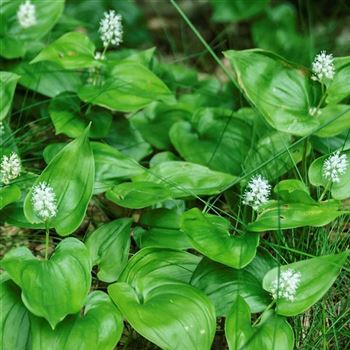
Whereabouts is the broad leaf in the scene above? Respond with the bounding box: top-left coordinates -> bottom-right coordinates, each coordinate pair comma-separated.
108,282 -> 216,350
24,128 -> 95,236
263,251 -> 349,316
191,258 -> 271,316
106,181 -> 172,209
224,49 -> 319,136
134,161 -> 235,198
0,71 -> 20,120
170,108 -> 252,175
31,32 -> 96,69
0,238 -> 92,329
225,296 -> 294,350
78,61 -> 173,113
308,150 -> 350,200
181,208 -> 259,268
0,184 -> 21,209
326,57 -> 350,104
30,291 -> 123,350
85,218 -> 132,283
0,277 -> 31,350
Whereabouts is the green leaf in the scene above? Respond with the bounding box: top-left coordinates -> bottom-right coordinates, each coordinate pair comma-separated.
181,208 -> 259,268
0,185 -> 21,209
131,101 -> 192,150
85,218 -> 132,283
106,181 -> 172,209
0,0 -> 65,59
0,277 -> 31,350
30,291 -> 123,350
0,238 -> 92,329
78,61 -> 174,113
326,57 -> 350,104
49,93 -> 112,138
191,258 -> 271,316
13,61 -> 81,97
210,0 -> 269,23
170,108 -> 252,175
314,105 -> 350,138
225,296 -> 294,350
108,282 -> 216,350
248,200 -> 345,231
244,131 -> 307,181
0,71 -> 20,120
31,32 -> 96,69
263,251 -> 349,316
309,150 -> 350,200
134,208 -> 192,250
224,49 -> 319,136
134,161 -> 235,198
24,128 -> 94,236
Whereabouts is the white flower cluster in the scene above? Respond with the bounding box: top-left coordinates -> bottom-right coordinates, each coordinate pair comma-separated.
271,268 -> 301,302
0,121 -> 5,135
99,10 -> 123,48
312,51 -> 335,82
323,151 -> 348,183
17,0 -> 37,29
308,107 -> 321,117
0,152 -> 21,185
32,182 -> 57,221
243,175 -> 271,210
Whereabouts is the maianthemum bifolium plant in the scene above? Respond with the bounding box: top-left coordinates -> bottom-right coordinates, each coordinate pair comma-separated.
0,0 -> 350,349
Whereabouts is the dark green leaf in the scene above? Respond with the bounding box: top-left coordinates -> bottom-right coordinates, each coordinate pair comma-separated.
0,71 -> 20,120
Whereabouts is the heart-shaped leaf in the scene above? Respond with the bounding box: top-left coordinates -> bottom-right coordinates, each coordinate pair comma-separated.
308,150 -> 350,200
225,295 -> 294,350
78,61 -> 174,113
31,32 -> 96,69
0,238 -> 92,329
24,127 -> 95,236
169,108 -> 252,175
30,291 -> 123,350
85,218 -> 132,283
224,49 -> 319,136
134,161 -> 235,198
181,208 -> 259,268
191,258 -> 271,316
108,282 -> 216,350
263,251 -> 349,316
106,181 -> 172,209
0,71 -> 20,120
0,277 -> 31,350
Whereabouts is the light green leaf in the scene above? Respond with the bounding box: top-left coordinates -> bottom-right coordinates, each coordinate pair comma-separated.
0,184 -> 21,209
0,277 -> 31,350
326,57 -> 350,104
181,208 -> 259,268
85,218 -> 132,283
191,258 -> 271,316
106,181 -> 172,209
224,49 -> 319,136
308,150 -> 350,200
134,161 -> 235,198
225,296 -> 294,350
0,71 -> 20,120
30,291 -> 123,350
108,282 -> 216,350
49,93 -> 112,138
24,128 -> 95,236
0,238 -> 92,329
170,108 -> 252,175
78,61 -> 174,113
263,251 -> 349,316
31,32 -> 96,69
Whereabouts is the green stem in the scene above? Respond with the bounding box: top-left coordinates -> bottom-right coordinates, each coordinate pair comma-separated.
252,300 -> 276,326
319,181 -> 331,202
45,224 -> 50,260
302,137 -> 309,182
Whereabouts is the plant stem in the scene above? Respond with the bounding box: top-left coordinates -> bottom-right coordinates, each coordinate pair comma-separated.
252,300 -> 276,326
319,181 -> 331,202
302,137 -> 309,183
45,224 -> 50,260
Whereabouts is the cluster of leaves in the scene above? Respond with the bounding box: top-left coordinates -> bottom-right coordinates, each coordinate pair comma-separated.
1,1 -> 350,349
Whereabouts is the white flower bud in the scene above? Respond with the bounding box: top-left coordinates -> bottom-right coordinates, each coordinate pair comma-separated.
312,51 -> 335,82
